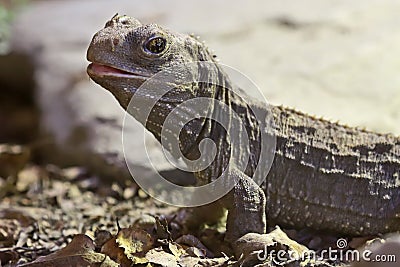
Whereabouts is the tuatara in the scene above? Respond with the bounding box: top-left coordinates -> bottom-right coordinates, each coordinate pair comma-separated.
86,14 -> 400,243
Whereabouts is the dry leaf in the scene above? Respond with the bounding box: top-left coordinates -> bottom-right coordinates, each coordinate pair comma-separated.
102,227 -> 155,266
101,236 -> 132,267
116,227 -> 154,257
185,246 -> 206,258
145,247 -> 179,267
168,242 -> 185,258
155,216 -> 170,240
19,234 -> 118,267
176,234 -> 213,257
179,254 -> 231,267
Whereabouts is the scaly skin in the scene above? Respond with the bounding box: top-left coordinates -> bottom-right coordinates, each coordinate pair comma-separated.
86,14 -> 400,241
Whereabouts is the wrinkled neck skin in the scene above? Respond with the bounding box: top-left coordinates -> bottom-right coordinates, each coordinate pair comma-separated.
197,73 -> 263,182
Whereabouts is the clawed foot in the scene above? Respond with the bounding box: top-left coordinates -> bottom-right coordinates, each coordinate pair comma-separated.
233,226 -> 310,267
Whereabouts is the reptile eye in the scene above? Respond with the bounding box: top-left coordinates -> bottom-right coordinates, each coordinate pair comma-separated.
144,37 -> 167,54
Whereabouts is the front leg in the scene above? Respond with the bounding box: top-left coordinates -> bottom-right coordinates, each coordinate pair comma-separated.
221,169 -> 267,243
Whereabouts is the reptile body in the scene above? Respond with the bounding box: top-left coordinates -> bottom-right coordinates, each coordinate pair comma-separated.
87,15 -> 400,241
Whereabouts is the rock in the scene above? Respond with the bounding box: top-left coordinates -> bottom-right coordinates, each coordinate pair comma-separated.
0,53 -> 37,143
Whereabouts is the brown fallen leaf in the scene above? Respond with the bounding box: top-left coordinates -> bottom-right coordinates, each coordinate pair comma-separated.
101,235 -> 132,267
167,242 -> 185,258
18,234 -> 118,267
185,246 -> 206,258
94,229 -> 113,250
155,215 -> 171,240
176,234 -> 213,257
132,214 -> 157,234
117,226 -> 154,256
0,248 -> 19,265
145,247 -> 179,267
179,254 -> 232,267
101,226 -> 155,266
117,226 -> 154,265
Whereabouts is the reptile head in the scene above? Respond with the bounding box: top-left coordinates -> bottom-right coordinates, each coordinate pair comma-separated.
87,14 -> 225,156
87,14 -> 217,109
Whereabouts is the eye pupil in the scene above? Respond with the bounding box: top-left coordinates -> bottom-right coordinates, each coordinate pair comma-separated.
145,37 -> 166,54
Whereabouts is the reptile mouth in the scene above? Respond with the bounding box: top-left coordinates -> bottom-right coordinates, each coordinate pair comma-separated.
87,63 -> 150,79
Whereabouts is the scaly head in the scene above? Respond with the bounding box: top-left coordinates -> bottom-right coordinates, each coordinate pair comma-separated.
87,14 -> 218,109
87,14 -> 224,157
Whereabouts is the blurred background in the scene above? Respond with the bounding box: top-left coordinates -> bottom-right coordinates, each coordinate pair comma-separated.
1,0 -> 400,178
1,2 -> 399,265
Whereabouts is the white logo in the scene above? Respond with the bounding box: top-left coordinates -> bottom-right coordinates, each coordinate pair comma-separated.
336,238 -> 348,249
